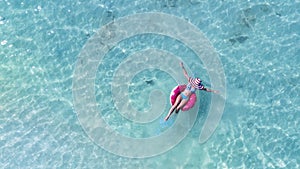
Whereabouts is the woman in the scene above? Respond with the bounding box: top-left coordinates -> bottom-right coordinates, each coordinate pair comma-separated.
164,62 -> 219,121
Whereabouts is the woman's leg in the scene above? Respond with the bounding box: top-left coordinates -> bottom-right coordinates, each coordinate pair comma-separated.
175,98 -> 189,112
164,94 -> 182,121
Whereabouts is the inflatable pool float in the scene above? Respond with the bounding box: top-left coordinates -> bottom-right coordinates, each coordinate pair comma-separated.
169,84 -> 197,111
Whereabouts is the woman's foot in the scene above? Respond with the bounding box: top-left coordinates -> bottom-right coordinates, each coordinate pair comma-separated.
164,116 -> 170,121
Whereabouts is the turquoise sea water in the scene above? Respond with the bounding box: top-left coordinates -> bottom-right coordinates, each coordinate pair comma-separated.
1,0 -> 299,168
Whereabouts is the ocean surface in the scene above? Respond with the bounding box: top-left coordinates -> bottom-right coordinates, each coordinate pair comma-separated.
1,0 -> 299,168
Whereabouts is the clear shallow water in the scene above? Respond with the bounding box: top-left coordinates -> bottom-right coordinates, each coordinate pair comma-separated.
1,0 -> 299,168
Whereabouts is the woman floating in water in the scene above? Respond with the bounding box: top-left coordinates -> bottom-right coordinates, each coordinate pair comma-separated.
164,62 -> 219,121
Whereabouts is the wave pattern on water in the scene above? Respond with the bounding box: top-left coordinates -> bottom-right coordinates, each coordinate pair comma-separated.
0,0 -> 299,168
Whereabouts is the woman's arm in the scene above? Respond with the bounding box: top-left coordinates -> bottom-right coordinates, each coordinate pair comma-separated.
203,87 -> 219,94
180,62 -> 189,80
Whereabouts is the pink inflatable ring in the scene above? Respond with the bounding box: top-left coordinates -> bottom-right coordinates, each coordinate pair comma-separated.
169,84 -> 197,111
